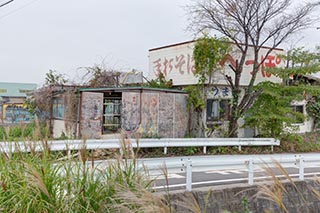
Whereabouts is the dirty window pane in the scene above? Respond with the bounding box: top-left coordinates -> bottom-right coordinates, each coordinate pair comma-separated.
52,98 -> 64,119
206,99 -> 230,122
103,98 -> 121,133
291,105 -> 304,123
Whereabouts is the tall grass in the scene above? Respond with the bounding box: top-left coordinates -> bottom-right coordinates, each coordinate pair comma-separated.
0,126 -> 162,212
0,119 -> 49,142
255,160 -> 320,213
0,124 -> 215,212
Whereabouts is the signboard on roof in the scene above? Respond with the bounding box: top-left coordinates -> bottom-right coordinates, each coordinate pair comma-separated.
148,41 -> 284,86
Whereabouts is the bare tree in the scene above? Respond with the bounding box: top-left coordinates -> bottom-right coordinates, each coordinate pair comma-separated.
80,64 -> 121,88
187,0 -> 320,137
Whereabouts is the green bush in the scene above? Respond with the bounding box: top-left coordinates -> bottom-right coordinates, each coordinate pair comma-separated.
275,132 -> 320,153
0,122 -> 49,141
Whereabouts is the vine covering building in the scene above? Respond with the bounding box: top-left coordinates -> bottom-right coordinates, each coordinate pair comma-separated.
148,41 -> 313,137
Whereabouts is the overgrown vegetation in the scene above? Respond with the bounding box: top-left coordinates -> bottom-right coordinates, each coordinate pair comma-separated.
0,137 -> 157,212
186,35 -> 229,137
2,123 -> 320,157
243,82 -> 317,138
136,131 -> 320,158
306,95 -> 320,131
0,132 -> 214,212
187,0 -> 319,137
255,160 -> 320,212
25,64 -> 123,138
0,121 -> 49,141
146,72 -> 173,89
80,64 -> 121,88
244,45 -> 320,138
268,46 -> 320,85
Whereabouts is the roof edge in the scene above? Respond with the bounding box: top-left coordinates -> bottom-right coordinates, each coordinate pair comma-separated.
149,40 -> 284,52
78,86 -> 187,94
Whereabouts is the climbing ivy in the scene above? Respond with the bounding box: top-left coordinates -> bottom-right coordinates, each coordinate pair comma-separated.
184,85 -> 204,112
146,72 -> 173,89
306,96 -> 320,131
193,34 -> 230,85
185,35 -> 230,137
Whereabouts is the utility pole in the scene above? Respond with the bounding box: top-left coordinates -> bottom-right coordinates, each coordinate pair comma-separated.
0,0 -> 14,8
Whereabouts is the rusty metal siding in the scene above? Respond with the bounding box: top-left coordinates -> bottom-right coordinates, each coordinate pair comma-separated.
159,93 -> 174,137
173,93 -> 188,137
121,90 -> 188,138
80,92 -> 103,139
121,92 -> 141,133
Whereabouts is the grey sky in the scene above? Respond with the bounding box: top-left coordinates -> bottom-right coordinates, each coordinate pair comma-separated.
0,0 -> 319,85
0,0 -> 192,85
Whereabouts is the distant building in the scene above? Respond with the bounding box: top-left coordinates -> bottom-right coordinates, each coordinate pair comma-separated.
0,82 -> 37,124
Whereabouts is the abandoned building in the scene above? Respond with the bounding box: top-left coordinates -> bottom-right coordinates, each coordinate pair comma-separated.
50,42 -> 319,139
148,40 -> 315,136
52,87 -> 189,139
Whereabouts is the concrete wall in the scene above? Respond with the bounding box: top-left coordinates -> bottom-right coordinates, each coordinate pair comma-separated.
165,180 -> 320,213
52,119 -> 78,139
122,91 -> 188,138
289,100 -> 313,133
52,119 -> 66,138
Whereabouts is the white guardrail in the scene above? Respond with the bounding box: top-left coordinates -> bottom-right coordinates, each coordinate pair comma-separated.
137,154 -> 320,191
1,138 -> 316,191
0,138 -> 280,154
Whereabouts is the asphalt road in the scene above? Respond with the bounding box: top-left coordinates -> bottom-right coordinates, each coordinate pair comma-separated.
151,165 -> 320,191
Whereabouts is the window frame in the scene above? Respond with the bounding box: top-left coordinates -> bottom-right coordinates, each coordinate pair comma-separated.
206,98 -> 230,124
52,98 -> 64,119
290,104 -> 305,124
103,98 -> 121,133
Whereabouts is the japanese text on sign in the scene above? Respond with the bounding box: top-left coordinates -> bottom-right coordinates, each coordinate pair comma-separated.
245,55 -> 281,77
153,53 -> 281,78
152,53 -> 195,76
208,86 -> 231,98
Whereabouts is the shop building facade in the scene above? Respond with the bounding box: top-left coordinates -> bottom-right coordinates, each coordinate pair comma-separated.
0,82 -> 37,124
149,41 -> 313,136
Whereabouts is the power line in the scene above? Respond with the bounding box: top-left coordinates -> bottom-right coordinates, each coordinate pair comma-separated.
0,0 -> 14,8
0,0 -> 40,20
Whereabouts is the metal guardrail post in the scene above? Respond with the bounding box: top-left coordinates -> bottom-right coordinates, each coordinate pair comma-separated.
164,146 -> 167,155
186,158 -> 192,191
65,144 -> 71,159
203,146 -> 207,154
67,149 -> 71,159
238,145 -> 242,151
246,159 -> 254,185
297,155 -> 304,180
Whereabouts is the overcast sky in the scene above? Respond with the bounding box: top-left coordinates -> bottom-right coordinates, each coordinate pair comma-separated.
0,0 -> 319,86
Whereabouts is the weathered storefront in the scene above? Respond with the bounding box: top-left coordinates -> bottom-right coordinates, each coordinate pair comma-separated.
76,87 -> 188,139
148,41 -> 312,136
